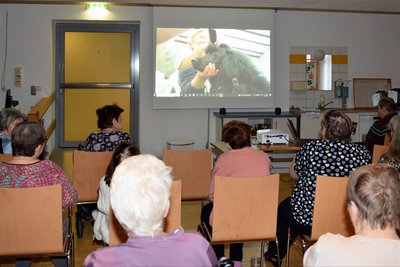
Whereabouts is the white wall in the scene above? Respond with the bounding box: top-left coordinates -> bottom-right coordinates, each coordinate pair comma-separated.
0,5 -> 399,157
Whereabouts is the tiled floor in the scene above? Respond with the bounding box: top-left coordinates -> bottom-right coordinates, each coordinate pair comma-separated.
0,148 -> 304,267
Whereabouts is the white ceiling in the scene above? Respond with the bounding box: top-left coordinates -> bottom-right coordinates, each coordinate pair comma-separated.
2,0 -> 400,14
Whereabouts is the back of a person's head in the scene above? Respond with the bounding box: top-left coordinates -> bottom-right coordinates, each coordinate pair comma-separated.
96,104 -> 124,130
386,115 -> 400,160
0,108 -> 26,131
11,121 -> 46,156
321,110 -> 352,142
104,142 -> 140,186
378,97 -> 397,113
348,164 -> 400,231
222,120 -> 251,149
110,154 -> 172,237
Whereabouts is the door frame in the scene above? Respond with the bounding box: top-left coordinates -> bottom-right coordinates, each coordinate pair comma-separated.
54,21 -> 140,148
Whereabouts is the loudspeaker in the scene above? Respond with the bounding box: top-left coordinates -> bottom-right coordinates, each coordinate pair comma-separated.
275,107 -> 281,115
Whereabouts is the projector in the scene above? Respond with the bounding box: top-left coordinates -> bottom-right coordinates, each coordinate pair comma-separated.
257,129 -> 289,144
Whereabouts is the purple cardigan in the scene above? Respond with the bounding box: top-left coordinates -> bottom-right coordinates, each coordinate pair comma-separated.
84,228 -> 218,267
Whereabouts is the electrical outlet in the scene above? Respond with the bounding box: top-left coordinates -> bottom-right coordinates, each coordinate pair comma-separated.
30,85 -> 42,95
31,86 -> 36,95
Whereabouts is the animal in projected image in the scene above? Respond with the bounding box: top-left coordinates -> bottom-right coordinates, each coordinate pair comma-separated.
191,43 -> 269,96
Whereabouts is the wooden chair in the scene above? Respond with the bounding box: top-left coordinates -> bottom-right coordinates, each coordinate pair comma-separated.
72,150 -> 113,237
372,144 -> 389,163
109,180 -> 182,246
162,149 -> 212,201
198,174 -> 280,267
0,184 -> 74,267
0,154 -> 12,162
384,132 -> 392,145
286,175 -> 354,267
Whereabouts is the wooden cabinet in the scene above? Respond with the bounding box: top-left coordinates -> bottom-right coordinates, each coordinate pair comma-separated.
353,78 -> 392,108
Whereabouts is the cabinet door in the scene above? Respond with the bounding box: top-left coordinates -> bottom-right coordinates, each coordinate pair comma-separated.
300,113 -> 321,139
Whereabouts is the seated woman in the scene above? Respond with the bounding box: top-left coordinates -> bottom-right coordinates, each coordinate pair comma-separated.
304,164 -> 400,266
93,142 -> 140,245
265,110 -> 371,267
84,154 -> 218,267
0,121 -> 78,267
201,120 -> 271,267
0,108 -> 26,154
79,104 -> 131,151
378,115 -> 400,171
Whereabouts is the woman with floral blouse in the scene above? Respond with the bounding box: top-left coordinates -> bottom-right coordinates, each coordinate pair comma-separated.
265,110 -> 371,267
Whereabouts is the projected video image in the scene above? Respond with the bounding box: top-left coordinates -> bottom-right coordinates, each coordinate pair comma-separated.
155,28 -> 271,97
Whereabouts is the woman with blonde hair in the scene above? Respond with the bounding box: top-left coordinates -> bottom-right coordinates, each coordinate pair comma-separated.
378,114 -> 400,170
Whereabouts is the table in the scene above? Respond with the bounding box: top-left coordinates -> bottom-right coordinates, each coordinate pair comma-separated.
214,111 -> 301,141
211,141 -> 300,173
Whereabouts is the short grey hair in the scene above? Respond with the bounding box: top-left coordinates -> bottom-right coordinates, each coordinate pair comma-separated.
348,164 -> 400,231
110,154 -> 173,237
0,108 -> 26,131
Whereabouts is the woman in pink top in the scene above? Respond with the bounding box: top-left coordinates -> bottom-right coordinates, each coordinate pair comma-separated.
201,120 -> 271,267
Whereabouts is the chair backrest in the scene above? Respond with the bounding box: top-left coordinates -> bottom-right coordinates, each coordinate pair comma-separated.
212,174 -> 280,243
0,184 -> 63,255
109,180 -> 182,246
0,154 -> 12,162
162,149 -> 212,200
372,144 -> 389,163
384,132 -> 392,145
73,150 -> 113,202
311,175 -> 354,240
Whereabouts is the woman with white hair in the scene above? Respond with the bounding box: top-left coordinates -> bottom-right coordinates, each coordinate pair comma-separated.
84,154 -> 218,267
303,164 -> 400,266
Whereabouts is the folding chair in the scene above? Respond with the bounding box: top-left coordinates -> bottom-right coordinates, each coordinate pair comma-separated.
198,174 -> 280,267
109,180 -> 182,246
72,150 -> 113,238
162,149 -> 212,202
372,144 -> 389,163
0,184 -> 74,267
285,175 -> 354,267
0,154 -> 12,162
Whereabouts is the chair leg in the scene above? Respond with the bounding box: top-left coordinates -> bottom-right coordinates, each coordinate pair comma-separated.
260,241 -> 265,267
285,228 -> 290,267
300,235 -> 307,254
75,212 -> 84,238
275,237 -> 281,267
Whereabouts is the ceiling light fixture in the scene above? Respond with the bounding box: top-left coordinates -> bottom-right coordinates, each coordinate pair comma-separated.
86,3 -> 109,18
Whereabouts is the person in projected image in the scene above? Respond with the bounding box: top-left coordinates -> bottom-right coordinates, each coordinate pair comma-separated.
178,29 -> 219,96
